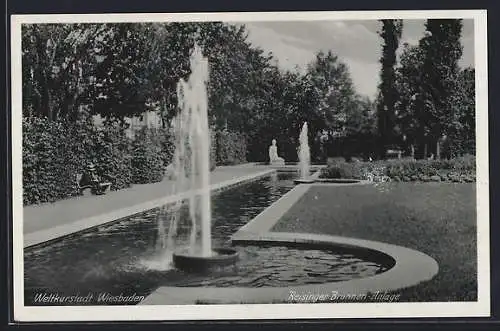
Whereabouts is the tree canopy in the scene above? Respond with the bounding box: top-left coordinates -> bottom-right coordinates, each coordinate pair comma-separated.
22,19 -> 474,162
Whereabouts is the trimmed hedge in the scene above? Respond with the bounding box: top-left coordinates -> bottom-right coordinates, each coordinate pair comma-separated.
90,120 -> 133,191
131,127 -> 165,184
210,130 -> 217,171
215,129 -> 247,166
148,127 -> 176,172
23,116 -> 137,205
23,115 -> 178,205
320,161 -> 363,180
23,117 -> 72,205
23,115 -> 248,205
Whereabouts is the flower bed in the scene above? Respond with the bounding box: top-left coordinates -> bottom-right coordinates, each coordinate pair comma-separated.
320,155 -> 476,183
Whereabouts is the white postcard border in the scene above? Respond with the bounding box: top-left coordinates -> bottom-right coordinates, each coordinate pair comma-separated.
11,9 -> 489,322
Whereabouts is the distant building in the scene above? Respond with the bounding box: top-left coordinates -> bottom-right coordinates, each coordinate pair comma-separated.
92,110 -> 163,139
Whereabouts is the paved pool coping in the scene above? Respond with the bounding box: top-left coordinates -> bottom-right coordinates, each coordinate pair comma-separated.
233,184 -> 313,235
24,168 -> 276,248
141,231 -> 438,305
231,175 -> 370,237
311,179 -> 372,186
142,179 -> 438,305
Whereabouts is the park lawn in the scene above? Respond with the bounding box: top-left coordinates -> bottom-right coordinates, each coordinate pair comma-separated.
272,182 -> 477,302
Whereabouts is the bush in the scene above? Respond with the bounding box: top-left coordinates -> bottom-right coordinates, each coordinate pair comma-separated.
450,154 -> 476,172
348,162 -> 388,182
23,117 -> 64,204
384,157 -> 475,181
131,128 -> 165,184
215,129 -> 247,166
326,157 -> 346,166
22,115 -> 247,206
23,112 -> 180,205
385,159 -> 437,178
22,114 -> 138,205
91,121 -> 133,191
147,127 -> 175,170
210,130 -> 217,171
320,160 -> 362,179
319,156 -> 476,183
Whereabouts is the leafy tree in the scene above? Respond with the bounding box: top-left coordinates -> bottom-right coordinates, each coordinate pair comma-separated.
445,67 -> 475,157
342,95 -> 378,159
394,43 -> 426,157
90,23 -> 152,121
22,24 -> 110,120
21,21 -> 376,165
377,19 -> 403,159
307,50 -> 357,136
419,19 -> 463,158
303,50 -> 361,160
22,23 -> 197,124
140,23 -> 197,126
196,22 -> 274,133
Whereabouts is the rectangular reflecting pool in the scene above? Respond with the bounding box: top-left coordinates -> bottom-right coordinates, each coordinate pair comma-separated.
24,172 -> 298,306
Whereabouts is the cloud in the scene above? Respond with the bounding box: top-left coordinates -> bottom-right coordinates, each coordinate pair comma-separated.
460,35 -> 475,67
241,19 -> 475,98
243,21 -> 381,96
242,23 -> 317,72
344,59 -> 380,98
245,20 -> 380,64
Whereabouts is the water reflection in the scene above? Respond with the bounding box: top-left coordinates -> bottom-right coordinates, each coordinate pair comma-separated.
24,173 -> 296,305
24,173 -> 388,306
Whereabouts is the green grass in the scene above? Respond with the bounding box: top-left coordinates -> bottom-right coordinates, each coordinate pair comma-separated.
272,182 -> 477,302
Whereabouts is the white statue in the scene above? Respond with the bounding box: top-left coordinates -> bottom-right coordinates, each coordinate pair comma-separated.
269,139 -> 285,165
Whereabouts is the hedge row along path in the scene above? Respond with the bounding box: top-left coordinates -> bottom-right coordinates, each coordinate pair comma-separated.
22,163 -> 267,246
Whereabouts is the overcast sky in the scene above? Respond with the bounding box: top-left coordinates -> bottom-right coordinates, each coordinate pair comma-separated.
239,19 -> 475,98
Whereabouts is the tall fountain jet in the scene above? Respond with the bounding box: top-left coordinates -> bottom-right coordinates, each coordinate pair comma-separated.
165,44 -> 239,272
168,44 -> 212,258
299,122 -> 310,179
294,122 -> 314,184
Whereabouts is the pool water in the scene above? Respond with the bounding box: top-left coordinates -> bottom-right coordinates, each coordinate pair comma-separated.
169,245 -> 387,288
24,173 -> 388,306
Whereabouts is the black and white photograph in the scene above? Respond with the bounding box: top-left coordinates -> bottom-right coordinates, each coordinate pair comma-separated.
10,10 -> 489,321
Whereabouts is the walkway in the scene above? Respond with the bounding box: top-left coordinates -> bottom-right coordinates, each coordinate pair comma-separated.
23,164 -> 273,247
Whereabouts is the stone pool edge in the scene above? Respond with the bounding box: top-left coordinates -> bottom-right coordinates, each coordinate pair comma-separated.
230,176 -> 370,236
234,183 -> 313,234
24,168 -> 277,248
141,181 -> 439,305
141,231 -> 438,305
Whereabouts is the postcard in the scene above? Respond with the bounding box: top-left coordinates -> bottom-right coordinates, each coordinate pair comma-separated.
11,9 -> 489,321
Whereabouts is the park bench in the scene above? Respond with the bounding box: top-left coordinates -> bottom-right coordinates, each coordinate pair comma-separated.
76,172 -> 111,196
386,149 -> 403,159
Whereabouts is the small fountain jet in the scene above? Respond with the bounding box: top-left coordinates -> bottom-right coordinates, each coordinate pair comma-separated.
294,122 -> 315,184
